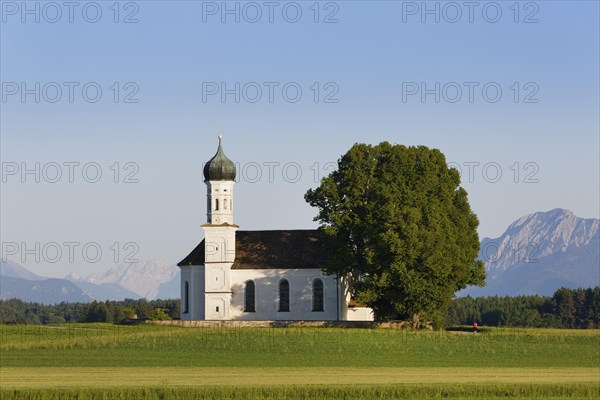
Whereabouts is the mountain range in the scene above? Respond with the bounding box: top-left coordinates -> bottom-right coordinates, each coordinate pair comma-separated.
1,259 -> 179,304
462,208 -> 599,296
65,261 -> 178,300
1,208 -> 598,304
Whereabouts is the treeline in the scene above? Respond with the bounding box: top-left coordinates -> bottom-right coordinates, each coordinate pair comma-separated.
0,298 -> 180,324
447,287 -> 600,329
1,287 -> 598,328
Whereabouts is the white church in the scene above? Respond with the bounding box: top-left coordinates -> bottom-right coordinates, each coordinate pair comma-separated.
178,137 -> 373,321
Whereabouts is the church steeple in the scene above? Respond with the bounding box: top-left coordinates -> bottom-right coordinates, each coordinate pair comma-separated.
204,135 -> 236,225
203,134 -> 236,182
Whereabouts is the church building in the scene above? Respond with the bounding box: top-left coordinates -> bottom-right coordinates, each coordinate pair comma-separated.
178,137 -> 373,321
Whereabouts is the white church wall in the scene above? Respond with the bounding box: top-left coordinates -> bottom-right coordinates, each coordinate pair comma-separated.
205,293 -> 232,319
345,307 -> 375,321
180,265 -> 205,320
339,276 -> 374,321
229,269 -> 340,320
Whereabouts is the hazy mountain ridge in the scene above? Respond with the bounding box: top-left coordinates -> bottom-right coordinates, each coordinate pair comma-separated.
0,276 -> 92,304
1,260 -> 177,302
67,281 -> 142,302
0,259 -> 44,281
67,261 -> 178,299
466,208 -> 599,296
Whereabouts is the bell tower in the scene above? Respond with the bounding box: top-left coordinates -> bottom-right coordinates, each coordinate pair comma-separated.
201,134 -> 237,319
204,134 -> 235,225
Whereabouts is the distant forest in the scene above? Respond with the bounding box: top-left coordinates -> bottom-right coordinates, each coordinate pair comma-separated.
0,298 -> 179,325
447,287 -> 600,329
0,287 -> 598,329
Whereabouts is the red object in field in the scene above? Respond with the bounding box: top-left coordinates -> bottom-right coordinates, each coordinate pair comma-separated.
473,322 -> 478,331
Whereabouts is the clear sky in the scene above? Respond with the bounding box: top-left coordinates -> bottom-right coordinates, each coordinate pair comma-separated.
1,1 -> 599,278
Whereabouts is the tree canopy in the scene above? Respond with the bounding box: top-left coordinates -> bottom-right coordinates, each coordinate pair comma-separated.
305,142 -> 486,324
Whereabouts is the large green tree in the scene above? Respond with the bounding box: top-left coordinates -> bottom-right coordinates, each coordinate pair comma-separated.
305,142 -> 486,325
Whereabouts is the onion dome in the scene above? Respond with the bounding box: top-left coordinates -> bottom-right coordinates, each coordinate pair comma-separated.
203,135 -> 236,181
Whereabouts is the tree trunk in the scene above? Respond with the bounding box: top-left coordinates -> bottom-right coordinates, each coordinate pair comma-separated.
411,313 -> 421,329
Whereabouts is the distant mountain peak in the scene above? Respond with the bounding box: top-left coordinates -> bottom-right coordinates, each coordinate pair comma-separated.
502,208 -> 598,252
465,209 -> 599,297
509,208 -> 573,229
65,272 -> 81,281
0,259 -> 44,281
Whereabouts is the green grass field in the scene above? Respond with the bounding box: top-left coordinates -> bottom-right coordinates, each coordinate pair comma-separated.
0,324 -> 598,399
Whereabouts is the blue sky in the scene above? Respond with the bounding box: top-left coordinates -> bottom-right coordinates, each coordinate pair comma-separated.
1,1 -> 599,278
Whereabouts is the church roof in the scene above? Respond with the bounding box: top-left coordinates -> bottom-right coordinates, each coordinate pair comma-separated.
177,230 -> 328,269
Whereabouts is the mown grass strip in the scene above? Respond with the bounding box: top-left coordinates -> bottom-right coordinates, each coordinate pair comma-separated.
1,367 -> 598,388
1,383 -> 599,400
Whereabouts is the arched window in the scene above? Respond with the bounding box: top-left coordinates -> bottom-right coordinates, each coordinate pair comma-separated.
244,280 -> 255,312
215,199 -> 219,211
224,198 -> 228,210
230,199 -> 232,210
278,279 -> 290,312
312,278 -> 324,312
183,281 -> 189,314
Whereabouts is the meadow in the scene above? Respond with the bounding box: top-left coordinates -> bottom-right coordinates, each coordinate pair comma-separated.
0,323 -> 598,399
